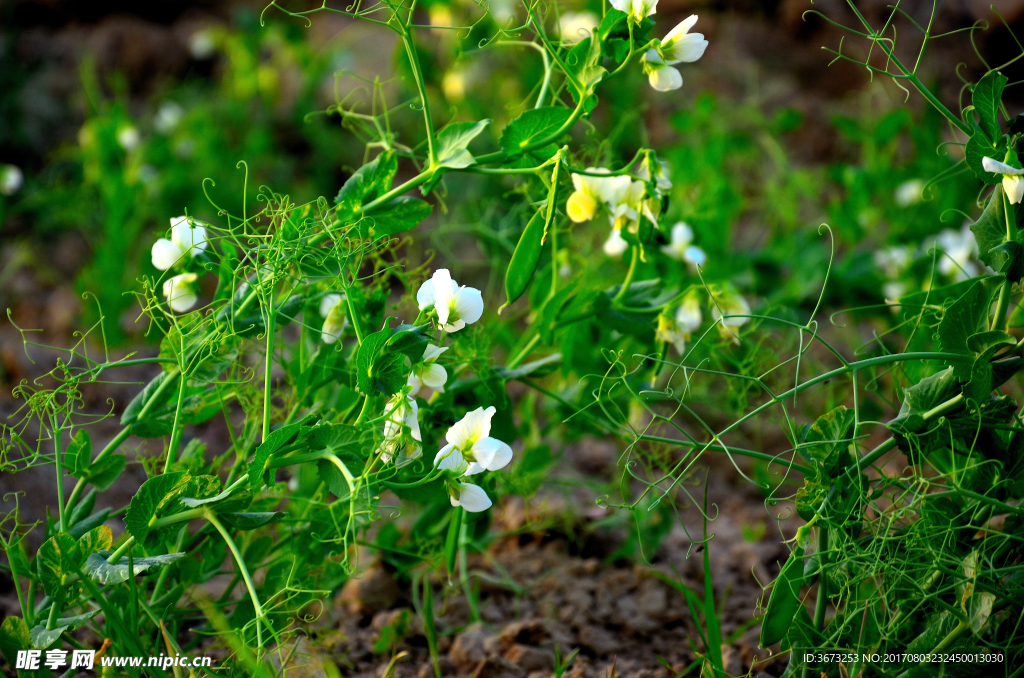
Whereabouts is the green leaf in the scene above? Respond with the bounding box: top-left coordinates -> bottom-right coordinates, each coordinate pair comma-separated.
937,280 -> 995,379
965,126 -> 1006,185
972,70 -> 1007,143
970,187 -> 1008,270
78,525 -> 113,555
800,406 -> 856,479
499,107 -> 571,167
36,533 -> 84,604
355,319 -> 407,395
29,611 -> 97,650
499,209 -> 546,313
565,36 -> 605,113
0,616 -> 33,673
85,454 -> 126,491
68,508 -> 112,540
65,430 -> 91,476
434,119 -> 490,170
83,552 -> 187,585
385,323 -> 430,359
759,544 -> 805,647
121,371 -> 176,426
219,512 -> 285,531
249,415 -> 318,492
335,149 -> 398,222
362,197 -> 433,239
887,367 -> 959,436
124,472 -> 191,547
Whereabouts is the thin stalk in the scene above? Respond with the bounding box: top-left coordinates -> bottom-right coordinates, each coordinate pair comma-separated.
993,190 -> 1017,330
163,370 -> 189,473
262,285 -> 275,445
64,427 -> 131,516
813,527 -> 829,630
206,511 -> 265,650
52,416 -> 65,532
612,246 -> 639,304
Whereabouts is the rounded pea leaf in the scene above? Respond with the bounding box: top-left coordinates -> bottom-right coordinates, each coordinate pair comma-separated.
499,210 -> 546,314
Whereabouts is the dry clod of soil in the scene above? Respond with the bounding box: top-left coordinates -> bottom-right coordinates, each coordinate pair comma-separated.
336,565 -> 401,616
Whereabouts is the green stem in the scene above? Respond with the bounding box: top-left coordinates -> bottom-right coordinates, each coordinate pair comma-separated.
813,527 -> 829,630
506,333 -> 541,370
206,511 -> 265,650
994,190 -> 1017,330
401,29 -> 436,165
164,371 -> 189,474
612,246 -> 639,303
52,416 -> 65,532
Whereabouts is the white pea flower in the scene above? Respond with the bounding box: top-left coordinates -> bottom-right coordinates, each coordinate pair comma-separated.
676,294 -> 702,334
151,216 -> 209,270
982,157 -> 1024,204
448,481 -> 493,512
407,343 -> 449,396
894,179 -> 925,207
155,101 -> 184,134
643,51 -> 682,92
0,165 -> 24,196
636,157 -> 673,193
609,0 -> 657,24
661,222 -> 706,267
416,269 -> 484,333
711,291 -> 750,343
380,394 -> 422,466
319,293 -> 348,344
559,11 -> 599,44
162,273 -> 199,313
927,225 -> 979,281
606,178 -> 647,225
656,313 -> 687,353
659,16 -> 708,64
117,126 -> 140,151
603,228 -> 629,257
873,245 -> 912,280
656,295 -> 702,354
434,406 -> 513,477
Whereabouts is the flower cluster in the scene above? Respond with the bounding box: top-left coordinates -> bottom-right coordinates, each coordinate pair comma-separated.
640,15 -> 709,92
151,216 -> 209,312
355,269 -> 511,511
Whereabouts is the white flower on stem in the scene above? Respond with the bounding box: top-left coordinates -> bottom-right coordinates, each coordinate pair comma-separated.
636,157 -> 673,193
656,295 -> 702,354
1,165 -> 24,196
659,16 -> 708,64
643,51 -> 682,92
319,293 -> 348,344
927,225 -> 979,281
151,216 -> 209,270
661,222 -> 706,267
607,179 -> 647,225
656,313 -> 687,353
416,269 -> 484,332
559,11 -> 599,44
434,406 -> 513,477
407,343 -> 449,396
873,245 -> 912,280
380,394 -> 422,466
603,228 -> 629,257
448,481 -> 492,512
894,179 -> 924,207
711,291 -> 750,343
982,157 -> 1024,205
609,0 -> 657,24
162,273 -> 199,313
675,294 -> 702,334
